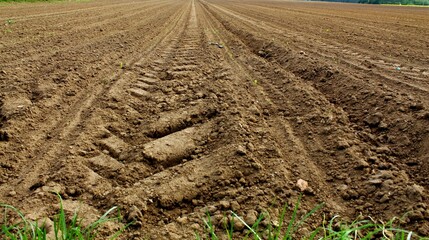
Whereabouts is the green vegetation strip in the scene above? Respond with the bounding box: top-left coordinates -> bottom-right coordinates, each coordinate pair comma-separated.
360,0 -> 429,5
311,0 -> 429,5
196,195 -> 429,240
0,0 -> 64,2
1,196 -> 127,240
2,195 -> 429,239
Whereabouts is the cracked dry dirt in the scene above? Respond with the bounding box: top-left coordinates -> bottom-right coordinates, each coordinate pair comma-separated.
1,0 -> 429,238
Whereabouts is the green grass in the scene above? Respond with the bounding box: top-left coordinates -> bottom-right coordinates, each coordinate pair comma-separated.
0,0 -> 52,2
2,194 -> 428,239
1,196 -> 127,240
196,195 -> 429,240
382,3 -> 429,5
0,0 -> 79,3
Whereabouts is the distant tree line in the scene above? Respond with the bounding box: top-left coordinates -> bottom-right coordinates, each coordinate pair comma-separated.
359,0 -> 429,4
312,0 -> 429,4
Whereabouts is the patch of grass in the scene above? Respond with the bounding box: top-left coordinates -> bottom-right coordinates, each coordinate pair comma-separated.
196,195 -> 429,240
5,19 -> 14,25
0,0 -> 66,3
1,195 -> 127,240
321,215 -> 428,239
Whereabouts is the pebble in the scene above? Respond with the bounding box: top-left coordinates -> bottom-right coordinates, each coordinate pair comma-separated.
219,200 -> 230,209
236,145 -> 247,156
176,216 -> 189,225
378,121 -> 388,129
364,112 -> 383,127
379,171 -> 394,179
348,189 -> 359,199
419,111 -> 429,120
251,162 -> 263,170
296,179 -> 309,192
8,190 -> 16,196
355,159 -> 370,169
337,184 -> 348,191
36,218 -> 54,238
168,232 -> 182,240
206,205 -> 217,214
190,223 -> 201,231
409,211 -> 424,221
336,139 -> 350,150
233,218 -> 245,231
66,188 -> 76,196
246,142 -> 255,152
409,102 -> 424,111
245,210 -> 258,226
239,177 -> 246,184
127,205 -> 143,224
376,146 -> 390,154
406,184 -> 424,201
379,193 -> 390,203
213,214 -> 224,227
231,201 -> 241,211
368,178 -> 383,185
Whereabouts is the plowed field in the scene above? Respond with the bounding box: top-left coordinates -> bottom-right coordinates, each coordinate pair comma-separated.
1,0 -> 428,238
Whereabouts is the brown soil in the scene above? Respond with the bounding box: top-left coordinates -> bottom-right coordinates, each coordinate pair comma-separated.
1,0 -> 428,238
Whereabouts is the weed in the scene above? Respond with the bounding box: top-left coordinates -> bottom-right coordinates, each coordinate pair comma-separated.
1,195 -> 127,240
196,195 -> 323,240
5,19 -> 14,25
196,195 -> 429,240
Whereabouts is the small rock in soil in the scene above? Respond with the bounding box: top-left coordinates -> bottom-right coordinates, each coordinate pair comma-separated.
244,210 -> 258,226
336,139 -> 350,150
190,223 -> 201,231
348,189 -> 359,199
419,111 -> 429,120
355,159 -> 370,169
257,50 -> 271,58
368,178 -> 383,185
379,193 -> 390,203
409,102 -> 424,111
127,205 -> 143,225
406,184 -> 424,201
246,142 -> 255,152
36,218 -> 54,239
296,179 -> 309,192
378,121 -> 388,129
213,214 -> 224,227
233,218 -> 245,231
408,211 -> 424,221
236,145 -> 247,156
168,232 -> 182,240
376,146 -> 390,154
206,205 -> 217,214
364,112 -> 383,127
219,200 -> 230,209
231,201 -> 241,211
176,216 -> 189,225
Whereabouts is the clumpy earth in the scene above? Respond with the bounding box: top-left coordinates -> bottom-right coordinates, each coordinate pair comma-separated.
0,0 -> 428,238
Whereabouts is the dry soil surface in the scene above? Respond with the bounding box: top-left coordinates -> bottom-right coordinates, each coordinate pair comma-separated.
1,0 -> 429,238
